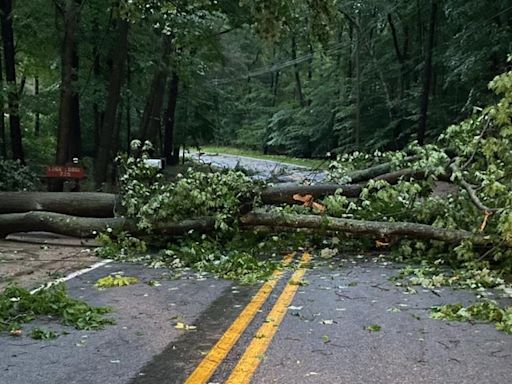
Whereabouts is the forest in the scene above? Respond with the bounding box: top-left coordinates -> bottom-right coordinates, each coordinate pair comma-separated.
1,0 -> 512,337
0,0 -> 510,183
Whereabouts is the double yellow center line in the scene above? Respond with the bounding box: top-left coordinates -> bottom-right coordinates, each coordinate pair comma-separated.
185,252 -> 311,384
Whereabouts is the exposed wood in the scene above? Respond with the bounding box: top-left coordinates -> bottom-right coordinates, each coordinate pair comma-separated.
0,192 -> 118,217
240,212 -> 492,245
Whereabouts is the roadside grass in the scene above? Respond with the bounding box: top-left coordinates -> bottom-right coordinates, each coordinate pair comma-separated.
200,146 -> 329,170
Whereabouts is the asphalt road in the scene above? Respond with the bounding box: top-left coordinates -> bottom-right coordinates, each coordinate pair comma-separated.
190,152 -> 327,183
1,254 -> 511,384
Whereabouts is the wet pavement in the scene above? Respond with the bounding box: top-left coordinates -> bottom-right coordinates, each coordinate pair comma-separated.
1,254 -> 511,384
190,152 -> 327,183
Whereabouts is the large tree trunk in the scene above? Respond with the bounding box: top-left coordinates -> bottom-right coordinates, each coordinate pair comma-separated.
291,36 -> 306,108
163,71 -> 179,165
69,45 -> 81,160
34,76 -> 40,136
0,210 -> 492,247
0,0 -> 24,163
240,212 -> 491,245
94,19 -> 130,189
52,0 -> 81,191
139,36 -> 172,146
0,192 -> 117,217
417,0 -> 438,145
0,45 -> 6,157
0,211 -> 216,238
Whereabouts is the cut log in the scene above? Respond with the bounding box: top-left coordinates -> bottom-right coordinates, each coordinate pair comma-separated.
0,192 -> 118,217
240,212 -> 492,245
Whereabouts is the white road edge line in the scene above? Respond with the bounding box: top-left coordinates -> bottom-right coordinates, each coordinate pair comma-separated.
30,259 -> 113,294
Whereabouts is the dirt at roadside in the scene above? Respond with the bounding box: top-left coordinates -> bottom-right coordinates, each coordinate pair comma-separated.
0,236 -> 101,291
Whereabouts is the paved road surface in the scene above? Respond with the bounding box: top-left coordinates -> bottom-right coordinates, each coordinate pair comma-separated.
1,152 -> 511,384
190,152 -> 327,183
1,254 -> 510,384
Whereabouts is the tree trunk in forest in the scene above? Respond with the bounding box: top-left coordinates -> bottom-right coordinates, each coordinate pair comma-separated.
34,76 -> 40,136
52,0 -> 81,191
92,18 -> 103,156
0,46 -> 6,158
291,36 -> 306,108
125,54 -> 132,153
417,0 -> 438,145
354,22 -> 361,150
94,19 -> 129,189
69,46 -> 81,160
0,0 -> 24,163
139,36 -> 172,146
163,71 -> 179,165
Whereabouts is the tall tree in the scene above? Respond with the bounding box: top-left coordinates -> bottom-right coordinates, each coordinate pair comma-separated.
0,46 -> 5,158
0,0 -> 24,163
94,17 -> 130,189
163,71 -> 179,165
51,0 -> 81,191
417,0 -> 438,145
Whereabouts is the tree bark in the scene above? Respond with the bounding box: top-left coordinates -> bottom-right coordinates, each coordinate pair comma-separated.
0,0 -> 24,163
0,210 -> 492,247
94,18 -> 130,189
0,192 -> 117,217
0,45 -> 5,157
52,0 -> 81,191
163,71 -> 179,165
291,36 -> 306,108
69,44 -> 81,160
0,211 -> 216,238
139,36 -> 172,146
240,212 -> 491,245
417,0 -> 438,145
34,76 -> 41,136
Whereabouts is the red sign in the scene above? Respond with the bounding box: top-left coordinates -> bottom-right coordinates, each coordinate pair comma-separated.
46,165 -> 85,179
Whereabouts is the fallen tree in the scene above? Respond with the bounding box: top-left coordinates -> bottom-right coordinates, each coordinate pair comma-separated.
0,210 -> 493,246
0,168 -> 430,216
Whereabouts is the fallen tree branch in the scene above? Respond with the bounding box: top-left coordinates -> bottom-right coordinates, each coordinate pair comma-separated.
449,163 -> 500,214
240,212 -> 493,245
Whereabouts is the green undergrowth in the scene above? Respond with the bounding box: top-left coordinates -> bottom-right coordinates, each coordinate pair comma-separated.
200,145 -> 328,169
0,284 -> 114,339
